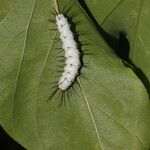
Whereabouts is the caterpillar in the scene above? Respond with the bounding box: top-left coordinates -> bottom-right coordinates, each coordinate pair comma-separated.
56,14 -> 81,90
48,4 -> 90,106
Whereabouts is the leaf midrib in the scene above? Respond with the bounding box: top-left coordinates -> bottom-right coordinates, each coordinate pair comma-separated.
79,80 -> 104,150
79,78 -> 145,149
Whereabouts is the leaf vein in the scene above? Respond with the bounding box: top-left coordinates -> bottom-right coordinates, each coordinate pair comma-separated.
101,0 -> 125,26
132,0 -> 144,57
99,107 -> 145,147
11,0 -> 46,149
0,0 -> 19,25
79,79 -> 104,150
91,76 -> 145,147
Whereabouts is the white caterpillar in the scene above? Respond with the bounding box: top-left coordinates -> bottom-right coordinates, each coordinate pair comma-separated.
56,14 -> 81,90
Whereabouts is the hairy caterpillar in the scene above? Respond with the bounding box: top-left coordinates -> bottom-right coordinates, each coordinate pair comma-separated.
56,14 -> 81,90
48,5 -> 90,106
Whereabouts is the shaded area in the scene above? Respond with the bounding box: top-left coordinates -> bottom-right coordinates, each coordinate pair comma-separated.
119,33 -> 150,98
117,32 -> 130,61
0,126 -> 26,150
77,0 -> 150,98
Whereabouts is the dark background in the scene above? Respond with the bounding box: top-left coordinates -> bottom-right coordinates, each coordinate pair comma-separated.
0,126 -> 25,150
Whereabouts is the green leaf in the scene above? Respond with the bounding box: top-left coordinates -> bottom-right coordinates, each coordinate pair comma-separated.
84,0 -> 150,80
0,0 -> 150,150
0,0 -> 16,22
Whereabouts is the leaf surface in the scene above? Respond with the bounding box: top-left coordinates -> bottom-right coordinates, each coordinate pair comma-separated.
0,0 -> 149,150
